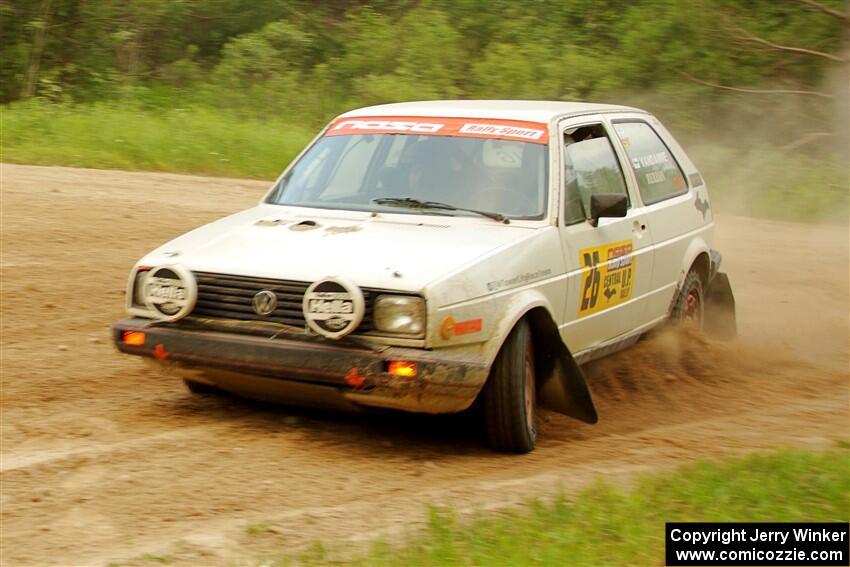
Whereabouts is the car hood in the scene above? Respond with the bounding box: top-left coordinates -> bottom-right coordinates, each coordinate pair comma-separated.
140,205 -> 539,291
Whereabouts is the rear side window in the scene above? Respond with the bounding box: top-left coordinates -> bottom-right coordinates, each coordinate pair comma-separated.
562,124 -> 629,225
613,121 -> 687,204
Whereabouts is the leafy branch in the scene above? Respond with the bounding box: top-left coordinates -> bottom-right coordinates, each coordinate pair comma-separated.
679,72 -> 834,99
795,0 -> 850,22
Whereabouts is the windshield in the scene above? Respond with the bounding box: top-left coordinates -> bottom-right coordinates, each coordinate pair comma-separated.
267,128 -> 550,220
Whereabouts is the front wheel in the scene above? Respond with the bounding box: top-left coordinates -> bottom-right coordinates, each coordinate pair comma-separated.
482,319 -> 537,453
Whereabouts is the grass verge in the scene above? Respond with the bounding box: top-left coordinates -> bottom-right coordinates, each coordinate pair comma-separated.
1,101 -> 313,179
274,446 -> 849,566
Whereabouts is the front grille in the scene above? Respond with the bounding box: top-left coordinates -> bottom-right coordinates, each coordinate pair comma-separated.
191,272 -> 375,332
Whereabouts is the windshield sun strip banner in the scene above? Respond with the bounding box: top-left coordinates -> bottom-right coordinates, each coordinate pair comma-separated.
325,116 -> 550,144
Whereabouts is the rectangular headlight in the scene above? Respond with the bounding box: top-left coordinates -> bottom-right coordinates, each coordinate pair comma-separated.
373,295 -> 425,336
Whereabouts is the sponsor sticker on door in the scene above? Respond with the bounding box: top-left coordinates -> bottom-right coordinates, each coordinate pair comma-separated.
577,240 -> 636,317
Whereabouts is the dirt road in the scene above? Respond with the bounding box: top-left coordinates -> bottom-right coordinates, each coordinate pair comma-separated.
1,163 -> 848,566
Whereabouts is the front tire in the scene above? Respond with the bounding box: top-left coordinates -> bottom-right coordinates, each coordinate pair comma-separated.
482,319 -> 537,453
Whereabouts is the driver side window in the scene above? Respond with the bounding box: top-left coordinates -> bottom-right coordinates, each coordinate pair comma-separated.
562,124 -> 629,225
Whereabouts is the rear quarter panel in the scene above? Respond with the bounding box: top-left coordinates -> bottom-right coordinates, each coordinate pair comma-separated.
616,113 -> 714,318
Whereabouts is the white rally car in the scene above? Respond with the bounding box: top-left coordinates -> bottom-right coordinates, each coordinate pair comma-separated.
113,101 -> 736,453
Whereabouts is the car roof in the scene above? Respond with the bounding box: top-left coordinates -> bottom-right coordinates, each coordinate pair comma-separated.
338,100 -> 644,123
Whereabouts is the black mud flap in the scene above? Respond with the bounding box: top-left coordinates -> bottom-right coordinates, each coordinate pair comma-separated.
704,272 -> 737,340
530,313 -> 598,424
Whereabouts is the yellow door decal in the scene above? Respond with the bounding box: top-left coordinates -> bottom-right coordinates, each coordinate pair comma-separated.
578,240 -> 635,317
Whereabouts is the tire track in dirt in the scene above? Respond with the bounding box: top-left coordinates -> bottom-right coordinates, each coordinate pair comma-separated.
1,164 -> 847,566
0,428 -> 217,473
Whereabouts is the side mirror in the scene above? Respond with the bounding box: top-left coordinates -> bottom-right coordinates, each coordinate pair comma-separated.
589,193 -> 628,227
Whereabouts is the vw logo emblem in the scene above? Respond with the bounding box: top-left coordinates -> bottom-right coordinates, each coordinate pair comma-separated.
252,290 -> 278,316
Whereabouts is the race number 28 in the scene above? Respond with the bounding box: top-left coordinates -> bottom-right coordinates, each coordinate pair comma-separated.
577,240 -> 636,317
580,251 -> 601,311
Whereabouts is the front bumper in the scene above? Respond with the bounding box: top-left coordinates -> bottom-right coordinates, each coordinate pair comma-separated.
112,318 -> 489,413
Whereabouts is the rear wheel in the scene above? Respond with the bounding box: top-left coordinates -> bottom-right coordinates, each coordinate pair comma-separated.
482,319 -> 537,453
671,270 -> 704,329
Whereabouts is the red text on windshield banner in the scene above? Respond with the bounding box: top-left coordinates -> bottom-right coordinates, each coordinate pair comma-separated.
325,116 -> 549,144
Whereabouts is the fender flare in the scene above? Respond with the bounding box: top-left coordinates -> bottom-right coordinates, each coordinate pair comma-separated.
679,236 -> 711,289
483,290 -> 554,367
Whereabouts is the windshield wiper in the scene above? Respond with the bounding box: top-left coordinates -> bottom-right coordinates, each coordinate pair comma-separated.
371,197 -> 510,224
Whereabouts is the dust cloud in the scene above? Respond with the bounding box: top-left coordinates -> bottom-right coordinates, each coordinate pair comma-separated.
614,64 -> 850,224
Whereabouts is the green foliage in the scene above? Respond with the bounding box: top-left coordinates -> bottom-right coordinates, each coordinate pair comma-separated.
1,0 -> 847,219
283,447 -> 849,566
3,0 -> 846,119
2,0 -> 845,116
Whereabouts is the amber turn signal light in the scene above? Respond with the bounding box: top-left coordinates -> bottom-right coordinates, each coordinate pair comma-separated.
387,361 -> 417,377
122,331 -> 146,346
